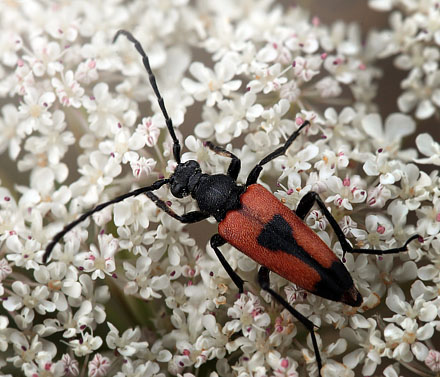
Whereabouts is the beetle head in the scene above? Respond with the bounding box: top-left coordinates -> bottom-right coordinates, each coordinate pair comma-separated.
169,160 -> 202,198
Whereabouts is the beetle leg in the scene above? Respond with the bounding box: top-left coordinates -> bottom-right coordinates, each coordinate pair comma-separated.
258,266 -> 322,377
246,121 -> 310,186
145,191 -> 209,223
296,191 -> 421,261
204,141 -> 241,180
210,234 -> 245,293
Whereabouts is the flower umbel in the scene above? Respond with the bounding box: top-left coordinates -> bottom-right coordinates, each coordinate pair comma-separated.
0,1 -> 438,377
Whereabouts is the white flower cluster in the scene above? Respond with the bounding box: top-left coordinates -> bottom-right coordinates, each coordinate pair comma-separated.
369,0 -> 440,120
0,1 -> 439,377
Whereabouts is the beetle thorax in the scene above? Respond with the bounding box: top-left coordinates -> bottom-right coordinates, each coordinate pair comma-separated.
192,174 -> 244,222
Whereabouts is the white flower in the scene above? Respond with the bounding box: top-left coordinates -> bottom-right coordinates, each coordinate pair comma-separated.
280,79 -> 301,102
18,88 -> 56,134
247,63 -> 287,94
0,31 -> 23,67
0,316 -> 10,352
350,213 -> 398,254
224,293 -> 270,342
203,92 -> 263,144
144,215 -> 196,266
320,106 -> 359,141
46,300 -> 94,338
416,196 -> 440,236
83,82 -> 136,137
129,156 -> 157,178
5,234 -> 43,270
325,175 -> 367,211
383,318 -> 433,362
106,323 -> 149,357
0,104 -> 21,160
361,113 -> 415,157
368,0 -> 395,11
8,333 -> 56,369
133,115 -> 163,147
34,263 -> 82,311
363,151 -> 403,185
75,58 -> 99,85
0,259 -> 12,281
314,146 -> 349,179
415,133 -> 440,165
398,70 -> 440,119
366,183 -> 392,208
70,332 -> 103,357
23,109 -> 75,165
323,55 -> 356,84
3,280 -> 56,318
23,356 -> 65,377
88,353 -> 111,377
52,70 -> 84,108
22,37 -> 63,77
341,317 -> 385,376
396,163 -> 431,210
80,234 -> 118,280
385,285 -> 438,325
267,351 -> 299,377
70,151 -> 122,205
260,99 -> 295,141
123,255 -> 169,299
113,193 -> 155,229
61,353 -> 79,376
99,127 -> 144,163
292,56 -> 322,81
114,359 -> 161,377
425,349 -> 440,372
278,143 -> 319,189
314,76 -> 342,98
182,55 -> 241,106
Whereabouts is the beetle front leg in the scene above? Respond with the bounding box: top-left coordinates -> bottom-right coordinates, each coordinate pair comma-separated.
210,234 -> 245,293
145,191 -> 209,223
204,141 -> 241,180
258,266 -> 322,377
296,191 -> 421,260
246,121 -> 310,186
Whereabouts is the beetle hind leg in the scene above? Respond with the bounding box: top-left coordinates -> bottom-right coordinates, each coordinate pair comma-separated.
258,266 -> 323,377
296,191 -> 421,261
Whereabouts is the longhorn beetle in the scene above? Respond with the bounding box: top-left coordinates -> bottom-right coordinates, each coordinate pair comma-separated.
43,30 -> 421,376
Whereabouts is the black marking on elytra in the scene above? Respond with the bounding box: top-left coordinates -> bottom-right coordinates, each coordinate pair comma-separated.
314,260 -> 357,303
257,214 -> 354,302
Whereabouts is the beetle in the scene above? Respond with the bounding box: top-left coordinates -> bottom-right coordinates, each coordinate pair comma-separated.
43,30 -> 421,376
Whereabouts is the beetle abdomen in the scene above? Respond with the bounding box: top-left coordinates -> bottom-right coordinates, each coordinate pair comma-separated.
218,184 -> 362,306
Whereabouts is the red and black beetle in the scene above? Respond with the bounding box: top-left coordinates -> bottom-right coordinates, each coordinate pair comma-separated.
43,30 -> 420,376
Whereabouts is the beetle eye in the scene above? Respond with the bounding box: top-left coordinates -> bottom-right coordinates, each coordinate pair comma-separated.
171,183 -> 186,198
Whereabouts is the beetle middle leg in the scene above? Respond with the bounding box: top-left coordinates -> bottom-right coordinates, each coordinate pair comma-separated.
295,191 -> 420,260
258,266 -> 322,377
210,234 -> 245,293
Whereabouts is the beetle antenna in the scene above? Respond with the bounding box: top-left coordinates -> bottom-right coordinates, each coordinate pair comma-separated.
43,179 -> 169,263
113,30 -> 181,164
